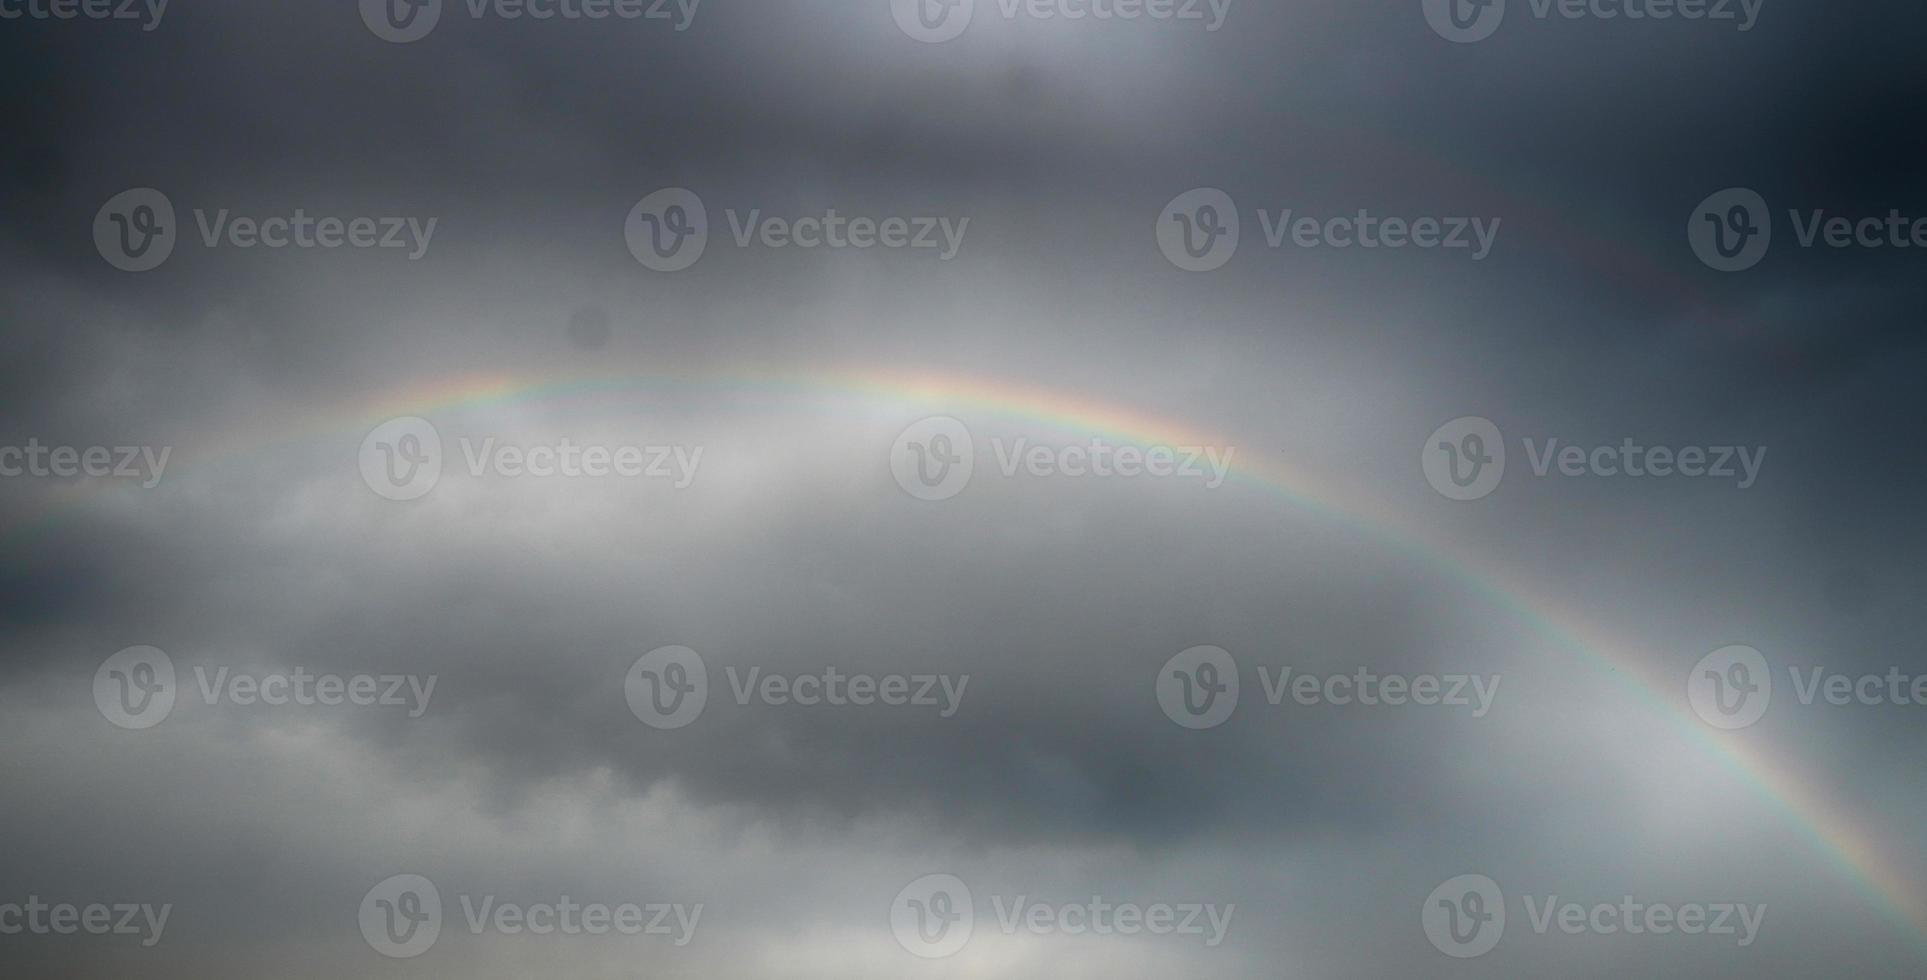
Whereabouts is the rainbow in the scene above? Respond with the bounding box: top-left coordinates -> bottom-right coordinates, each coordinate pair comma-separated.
8,362 -> 1921,949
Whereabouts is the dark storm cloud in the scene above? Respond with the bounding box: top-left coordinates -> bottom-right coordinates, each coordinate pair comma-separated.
2,0 -> 1925,976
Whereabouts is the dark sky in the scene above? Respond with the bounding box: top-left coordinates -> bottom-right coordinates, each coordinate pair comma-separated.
2,1 -> 1925,976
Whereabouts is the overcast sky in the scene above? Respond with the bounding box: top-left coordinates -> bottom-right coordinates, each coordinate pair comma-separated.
2,0 -> 1925,977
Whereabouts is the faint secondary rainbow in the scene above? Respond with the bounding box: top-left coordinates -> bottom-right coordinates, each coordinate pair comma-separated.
7,362 -> 1922,946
